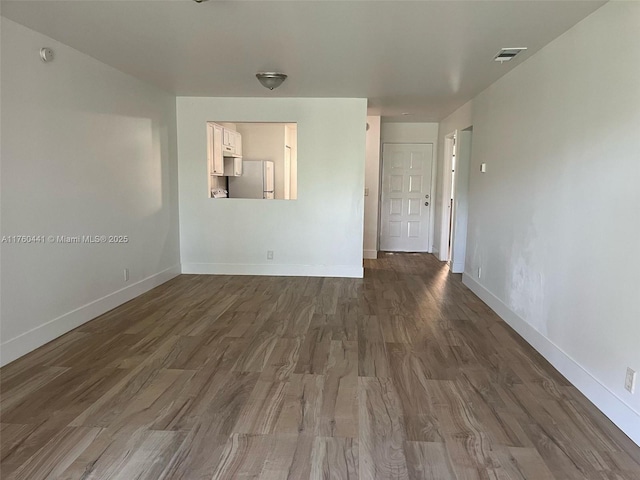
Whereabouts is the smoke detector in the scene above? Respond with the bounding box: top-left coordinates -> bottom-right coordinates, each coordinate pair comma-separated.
494,47 -> 527,64
40,47 -> 54,62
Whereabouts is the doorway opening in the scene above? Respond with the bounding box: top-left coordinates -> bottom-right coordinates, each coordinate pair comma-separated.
448,136 -> 457,262
439,128 -> 472,273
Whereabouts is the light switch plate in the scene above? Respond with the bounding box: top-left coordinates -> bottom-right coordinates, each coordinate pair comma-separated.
625,367 -> 636,393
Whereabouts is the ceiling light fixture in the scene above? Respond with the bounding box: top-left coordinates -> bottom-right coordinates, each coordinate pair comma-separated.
256,72 -> 287,90
193,0 -> 208,3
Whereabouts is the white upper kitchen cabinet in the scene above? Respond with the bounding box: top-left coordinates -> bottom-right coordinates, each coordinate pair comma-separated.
207,122 -> 224,176
222,128 -> 242,157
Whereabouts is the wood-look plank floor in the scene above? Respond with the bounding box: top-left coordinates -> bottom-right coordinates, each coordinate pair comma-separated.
2,253 -> 639,479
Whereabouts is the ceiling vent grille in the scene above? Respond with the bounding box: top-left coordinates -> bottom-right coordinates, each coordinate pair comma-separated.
494,47 -> 527,63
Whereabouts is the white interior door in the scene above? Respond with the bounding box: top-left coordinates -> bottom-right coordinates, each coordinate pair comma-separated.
380,143 -> 433,252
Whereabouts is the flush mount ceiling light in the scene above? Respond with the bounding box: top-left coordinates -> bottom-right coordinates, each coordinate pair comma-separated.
256,72 -> 287,90
494,47 -> 527,64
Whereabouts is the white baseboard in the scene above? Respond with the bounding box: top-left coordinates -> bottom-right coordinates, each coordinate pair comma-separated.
182,263 -> 364,279
462,273 -> 640,447
363,249 -> 378,260
0,264 -> 181,367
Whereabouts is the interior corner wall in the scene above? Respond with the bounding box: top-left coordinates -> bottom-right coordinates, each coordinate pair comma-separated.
461,1 -> 640,445
380,121 -> 439,252
364,116 -> 381,259
0,18 -> 181,366
177,97 -> 367,278
434,101 -> 473,260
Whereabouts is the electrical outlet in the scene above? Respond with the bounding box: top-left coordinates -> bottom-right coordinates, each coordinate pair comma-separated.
267,250 -> 274,260
625,367 -> 636,393
477,267 -> 482,279
124,268 -> 129,282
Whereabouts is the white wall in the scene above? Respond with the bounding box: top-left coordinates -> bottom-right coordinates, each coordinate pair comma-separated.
381,122 -> 439,145
177,97 -> 366,278
380,121 -> 439,252
434,101 -> 473,259
364,116 -> 381,259
0,19 -> 181,366
460,2 -> 640,445
235,123 -> 286,199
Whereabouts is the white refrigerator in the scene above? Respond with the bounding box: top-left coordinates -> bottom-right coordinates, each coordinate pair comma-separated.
228,160 -> 275,199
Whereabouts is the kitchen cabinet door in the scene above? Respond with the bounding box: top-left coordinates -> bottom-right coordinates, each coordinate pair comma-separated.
220,128 -> 243,156
234,131 -> 242,156
208,123 -> 224,176
222,128 -> 234,155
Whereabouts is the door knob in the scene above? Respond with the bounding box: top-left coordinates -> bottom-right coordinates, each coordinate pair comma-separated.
425,202 -> 429,206
425,194 -> 430,199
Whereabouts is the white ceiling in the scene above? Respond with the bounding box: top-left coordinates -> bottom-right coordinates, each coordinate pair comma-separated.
1,0 -> 606,121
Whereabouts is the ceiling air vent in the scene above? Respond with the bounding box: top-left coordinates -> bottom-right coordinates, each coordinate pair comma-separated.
494,47 -> 527,63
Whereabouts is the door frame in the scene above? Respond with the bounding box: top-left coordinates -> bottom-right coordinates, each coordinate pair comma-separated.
438,132 -> 456,261
450,127 -> 472,273
438,128 -> 472,273
378,142 -> 436,253
284,145 -> 291,200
